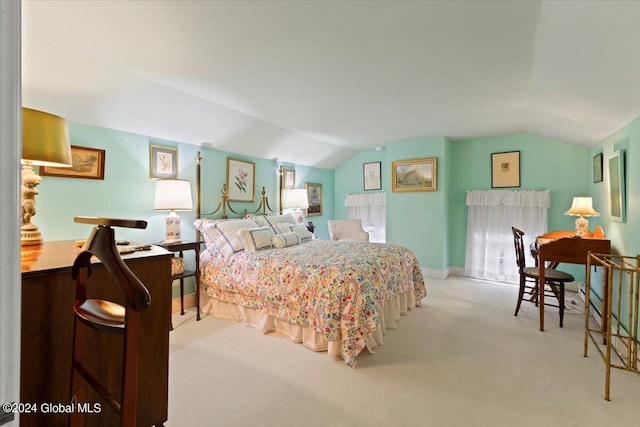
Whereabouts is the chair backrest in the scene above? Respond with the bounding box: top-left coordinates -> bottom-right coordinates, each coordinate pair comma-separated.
511,226 -> 527,273
327,219 -> 369,242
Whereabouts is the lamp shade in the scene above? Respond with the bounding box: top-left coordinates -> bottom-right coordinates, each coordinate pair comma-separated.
22,108 -> 72,166
282,188 -> 309,210
154,179 -> 193,211
565,197 -> 599,217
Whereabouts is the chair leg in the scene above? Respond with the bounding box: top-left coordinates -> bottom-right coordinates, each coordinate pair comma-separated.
514,278 -> 526,316
559,283 -> 565,328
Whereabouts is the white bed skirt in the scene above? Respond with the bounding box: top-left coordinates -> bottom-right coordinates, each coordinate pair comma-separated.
200,289 -> 417,361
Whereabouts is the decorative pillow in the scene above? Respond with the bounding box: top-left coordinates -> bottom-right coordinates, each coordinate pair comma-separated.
193,218 -> 221,254
272,232 -> 301,249
207,218 -> 260,262
275,221 -> 297,234
289,224 -> 314,242
262,213 -> 298,234
237,227 -> 274,252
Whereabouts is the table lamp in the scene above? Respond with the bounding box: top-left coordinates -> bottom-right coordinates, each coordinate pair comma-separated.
282,188 -> 309,224
154,179 -> 193,243
565,196 -> 599,238
21,108 -> 73,246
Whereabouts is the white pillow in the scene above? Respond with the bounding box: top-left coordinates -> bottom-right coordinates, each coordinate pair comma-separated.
289,224 -> 314,242
262,213 -> 298,234
275,221 -> 297,234
272,232 -> 300,249
237,227 -> 274,252
193,218 -> 221,254
210,218 -> 260,262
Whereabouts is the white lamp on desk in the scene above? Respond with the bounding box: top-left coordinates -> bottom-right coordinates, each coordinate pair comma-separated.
565,196 -> 599,238
154,179 -> 193,243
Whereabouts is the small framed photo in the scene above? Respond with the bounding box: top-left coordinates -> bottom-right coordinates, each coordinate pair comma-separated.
607,150 -> 625,222
491,151 -> 520,188
305,182 -> 323,217
363,161 -> 382,191
282,167 -> 296,189
227,157 -> 255,202
41,145 -> 105,180
150,145 -> 178,179
391,158 -> 436,192
593,153 -> 603,183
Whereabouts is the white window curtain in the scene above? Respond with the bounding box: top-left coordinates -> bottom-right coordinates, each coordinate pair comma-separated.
464,190 -> 550,283
344,193 -> 386,243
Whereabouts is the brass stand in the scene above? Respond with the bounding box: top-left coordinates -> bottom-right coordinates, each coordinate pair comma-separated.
584,253 -> 640,400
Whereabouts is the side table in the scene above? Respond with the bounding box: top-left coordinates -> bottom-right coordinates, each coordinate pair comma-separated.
157,240 -> 202,328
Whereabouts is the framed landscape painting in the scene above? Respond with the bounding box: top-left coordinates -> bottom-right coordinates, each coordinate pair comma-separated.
391,158 -> 436,192
41,145 -> 105,180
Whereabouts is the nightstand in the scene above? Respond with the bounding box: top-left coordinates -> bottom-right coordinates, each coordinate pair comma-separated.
157,240 -> 202,328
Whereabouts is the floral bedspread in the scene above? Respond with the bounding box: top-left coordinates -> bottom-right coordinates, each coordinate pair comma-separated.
200,240 -> 426,366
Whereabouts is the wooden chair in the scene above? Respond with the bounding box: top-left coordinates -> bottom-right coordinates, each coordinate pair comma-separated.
70,217 -> 151,427
512,227 -> 575,327
327,219 -> 370,242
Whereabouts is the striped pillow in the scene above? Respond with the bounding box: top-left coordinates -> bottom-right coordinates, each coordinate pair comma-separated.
272,232 -> 301,249
237,227 -> 274,252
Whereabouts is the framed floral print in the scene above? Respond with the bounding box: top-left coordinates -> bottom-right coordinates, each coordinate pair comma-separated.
150,145 -> 178,179
226,157 -> 255,202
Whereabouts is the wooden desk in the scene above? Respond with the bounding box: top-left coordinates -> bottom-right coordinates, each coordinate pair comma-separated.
21,240 -> 172,427
537,231 -> 611,331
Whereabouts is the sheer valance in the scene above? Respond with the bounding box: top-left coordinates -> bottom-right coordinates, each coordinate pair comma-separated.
466,190 -> 550,208
344,192 -> 386,207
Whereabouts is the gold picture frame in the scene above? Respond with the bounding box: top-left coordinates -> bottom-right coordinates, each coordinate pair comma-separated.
41,145 -> 105,180
391,158 -> 436,192
226,157 -> 255,202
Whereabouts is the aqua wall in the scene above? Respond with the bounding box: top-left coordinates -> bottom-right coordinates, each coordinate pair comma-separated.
586,116 -> 640,329
334,137 -> 448,275
335,133 -> 589,278
35,122 -> 334,296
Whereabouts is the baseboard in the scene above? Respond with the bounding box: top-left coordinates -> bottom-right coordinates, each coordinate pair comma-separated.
172,293 -> 196,313
422,267 -> 451,280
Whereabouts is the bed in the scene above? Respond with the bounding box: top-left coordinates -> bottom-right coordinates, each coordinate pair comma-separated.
193,154 -> 426,366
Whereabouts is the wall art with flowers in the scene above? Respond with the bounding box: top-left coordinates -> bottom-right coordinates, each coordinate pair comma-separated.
226,157 -> 255,202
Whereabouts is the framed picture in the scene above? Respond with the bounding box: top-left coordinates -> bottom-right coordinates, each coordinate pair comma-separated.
150,145 -> 178,179
391,158 -> 436,192
41,145 -> 105,180
305,182 -> 323,216
363,161 -> 382,191
593,153 -> 603,183
491,151 -> 520,188
282,167 -> 296,189
607,150 -> 625,222
226,157 -> 255,202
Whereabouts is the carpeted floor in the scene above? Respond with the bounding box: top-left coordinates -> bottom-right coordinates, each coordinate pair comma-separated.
166,276 -> 639,427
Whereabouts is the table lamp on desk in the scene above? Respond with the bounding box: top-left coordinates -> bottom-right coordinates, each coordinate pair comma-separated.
565,196 -> 599,238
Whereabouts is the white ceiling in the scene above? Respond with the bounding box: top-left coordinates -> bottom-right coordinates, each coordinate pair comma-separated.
21,1 -> 640,168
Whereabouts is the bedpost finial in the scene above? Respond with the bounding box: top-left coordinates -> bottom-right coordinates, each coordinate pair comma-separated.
196,151 -> 201,165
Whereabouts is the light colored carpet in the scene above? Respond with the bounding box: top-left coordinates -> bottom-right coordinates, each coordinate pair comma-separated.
167,276 -> 639,427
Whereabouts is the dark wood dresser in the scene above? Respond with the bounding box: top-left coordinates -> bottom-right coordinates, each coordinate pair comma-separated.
20,240 -> 172,427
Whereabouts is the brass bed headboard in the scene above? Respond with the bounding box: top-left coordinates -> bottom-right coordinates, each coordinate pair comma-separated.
195,151 -> 276,221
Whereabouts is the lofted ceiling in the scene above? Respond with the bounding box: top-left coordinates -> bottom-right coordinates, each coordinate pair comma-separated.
21,1 -> 640,168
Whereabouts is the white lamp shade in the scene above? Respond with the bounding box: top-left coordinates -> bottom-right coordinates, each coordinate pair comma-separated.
154,179 -> 193,211
282,188 -> 309,210
565,196 -> 599,217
